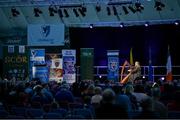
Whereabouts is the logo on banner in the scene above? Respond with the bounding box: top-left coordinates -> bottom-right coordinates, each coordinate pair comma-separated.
41,25 -> 50,37
109,61 -> 118,72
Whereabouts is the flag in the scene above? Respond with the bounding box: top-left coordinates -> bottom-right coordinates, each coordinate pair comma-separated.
166,46 -> 172,81
130,48 -> 134,65
148,47 -> 153,82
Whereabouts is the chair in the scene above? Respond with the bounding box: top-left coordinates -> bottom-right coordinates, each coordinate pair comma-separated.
43,112 -> 63,119
26,108 -> 44,118
0,110 -> 9,118
50,108 -> 67,117
168,111 -> 180,119
72,108 -> 93,119
11,106 -> 26,116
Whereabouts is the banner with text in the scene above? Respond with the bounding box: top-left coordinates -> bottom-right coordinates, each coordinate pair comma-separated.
29,49 -> 46,82
80,48 -> 94,81
28,24 -> 64,46
62,50 -> 76,84
3,45 -> 28,80
46,53 -> 63,82
107,50 -> 119,83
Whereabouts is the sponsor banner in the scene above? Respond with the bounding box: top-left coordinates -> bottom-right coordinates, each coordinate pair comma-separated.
80,48 -> 94,81
34,66 -> 49,84
62,50 -> 76,84
28,24 -> 64,46
3,46 -> 28,80
107,50 -> 119,83
29,49 -> 45,81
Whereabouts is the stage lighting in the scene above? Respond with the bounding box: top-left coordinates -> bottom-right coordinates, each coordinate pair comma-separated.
34,8 -> 42,17
154,1 -> 165,11
73,8 -> 79,17
128,5 -> 136,13
120,23 -> 124,28
96,5 -> 101,12
11,8 -> 20,17
144,23 -> 149,27
58,9 -> 63,17
89,24 -> 93,29
48,6 -> 57,16
78,7 -> 86,17
63,9 -> 69,17
174,21 -> 179,26
122,6 -> 129,14
107,6 -> 111,15
112,6 -> 118,15
135,1 -> 144,12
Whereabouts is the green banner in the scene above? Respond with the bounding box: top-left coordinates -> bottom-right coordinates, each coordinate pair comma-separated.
80,48 -> 94,81
3,45 -> 28,80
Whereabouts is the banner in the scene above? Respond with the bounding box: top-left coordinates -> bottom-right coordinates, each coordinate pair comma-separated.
3,46 -> 28,80
29,49 -> 46,82
46,53 -> 63,82
62,50 -> 76,84
34,66 -> 49,84
80,48 -> 94,81
107,50 -> 119,83
28,24 -> 64,46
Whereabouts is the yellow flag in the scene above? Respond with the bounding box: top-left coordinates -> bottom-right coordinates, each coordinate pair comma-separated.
130,48 -> 133,65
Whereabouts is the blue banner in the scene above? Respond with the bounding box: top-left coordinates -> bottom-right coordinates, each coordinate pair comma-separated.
34,66 -> 49,83
107,50 -> 119,83
29,49 -> 45,81
28,24 -> 64,46
62,50 -> 76,84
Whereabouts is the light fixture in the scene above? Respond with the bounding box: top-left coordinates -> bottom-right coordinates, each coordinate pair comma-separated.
112,6 -> 118,15
58,8 -> 63,17
144,22 -> 149,27
174,21 -> 179,26
107,6 -> 111,15
78,7 -> 86,17
11,8 -> 20,17
63,9 -> 69,17
154,1 -> 165,11
89,24 -> 93,29
48,6 -> 57,16
34,7 -> 42,17
128,5 -> 136,13
120,23 -> 124,28
135,1 -> 144,12
122,6 -> 129,14
73,8 -> 79,17
96,5 -> 101,12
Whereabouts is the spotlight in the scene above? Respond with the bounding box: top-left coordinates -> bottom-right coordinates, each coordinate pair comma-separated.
48,6 -> 57,16
142,76 -> 145,79
96,5 -> 101,12
135,1 -> 144,12
107,6 -> 111,15
128,5 -> 136,13
161,77 -> 165,81
34,7 -> 42,17
99,75 -> 102,78
120,23 -> 124,28
73,8 -> 79,17
63,9 -> 69,17
89,24 -> 93,29
11,8 -> 20,17
122,6 -> 129,14
154,1 -> 165,11
58,9 -> 63,17
144,23 -> 149,27
78,7 -> 86,17
112,6 -> 118,15
175,21 -> 179,26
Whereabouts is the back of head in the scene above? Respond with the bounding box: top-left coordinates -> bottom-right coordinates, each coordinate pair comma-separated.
94,86 -> 102,95
102,88 -> 115,103
151,87 -> 161,99
124,84 -> 134,94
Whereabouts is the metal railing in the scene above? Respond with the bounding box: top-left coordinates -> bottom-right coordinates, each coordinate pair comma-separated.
76,66 -> 180,81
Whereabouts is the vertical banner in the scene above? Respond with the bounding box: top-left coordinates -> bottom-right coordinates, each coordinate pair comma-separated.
46,54 -> 63,82
3,46 -> 28,80
29,49 -> 46,82
62,50 -> 76,84
80,48 -> 94,81
107,50 -> 119,83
